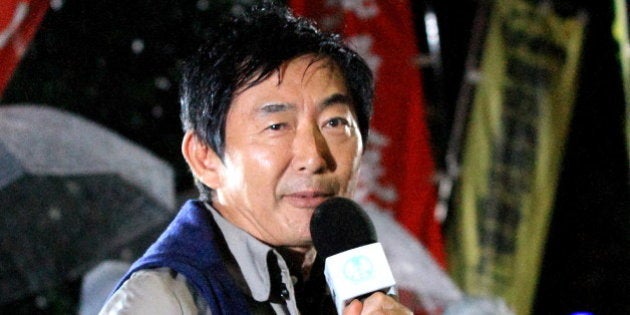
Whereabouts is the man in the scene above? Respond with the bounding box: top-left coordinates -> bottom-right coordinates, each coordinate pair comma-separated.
100,3 -> 411,315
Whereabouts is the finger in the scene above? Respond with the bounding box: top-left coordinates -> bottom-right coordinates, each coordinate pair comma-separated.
342,299 -> 363,315
361,292 -> 413,314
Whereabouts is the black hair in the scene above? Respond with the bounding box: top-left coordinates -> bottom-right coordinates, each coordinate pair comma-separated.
180,2 -> 373,200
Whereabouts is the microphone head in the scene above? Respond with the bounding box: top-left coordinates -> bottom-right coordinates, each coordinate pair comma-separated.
310,197 -> 377,259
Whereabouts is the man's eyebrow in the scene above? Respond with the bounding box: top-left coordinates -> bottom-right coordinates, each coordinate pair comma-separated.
256,94 -> 351,114
258,103 -> 295,114
321,93 -> 353,109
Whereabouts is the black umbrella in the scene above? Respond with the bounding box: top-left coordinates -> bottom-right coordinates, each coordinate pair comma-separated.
0,104 -> 176,304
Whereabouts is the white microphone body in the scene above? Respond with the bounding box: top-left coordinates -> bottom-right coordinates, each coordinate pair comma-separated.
323,242 -> 397,314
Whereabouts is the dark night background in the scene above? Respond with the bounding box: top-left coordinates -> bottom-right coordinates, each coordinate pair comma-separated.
0,0 -> 628,313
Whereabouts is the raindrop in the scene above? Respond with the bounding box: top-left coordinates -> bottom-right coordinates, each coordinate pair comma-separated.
231,4 -> 245,16
154,76 -> 171,90
196,0 -> 209,11
48,207 -> 62,221
50,0 -> 64,11
120,248 -> 133,261
131,39 -> 145,54
35,295 -> 48,309
151,106 -> 164,118
65,180 -> 81,195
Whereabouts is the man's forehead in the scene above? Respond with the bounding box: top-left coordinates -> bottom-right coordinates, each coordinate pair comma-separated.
274,54 -> 342,85
284,54 -> 338,72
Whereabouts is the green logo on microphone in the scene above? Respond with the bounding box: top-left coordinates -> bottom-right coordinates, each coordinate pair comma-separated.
343,255 -> 374,282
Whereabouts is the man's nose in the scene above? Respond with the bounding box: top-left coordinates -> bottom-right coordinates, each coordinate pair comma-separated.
292,125 -> 336,173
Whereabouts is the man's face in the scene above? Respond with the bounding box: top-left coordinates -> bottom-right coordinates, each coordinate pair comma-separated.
211,55 -> 363,252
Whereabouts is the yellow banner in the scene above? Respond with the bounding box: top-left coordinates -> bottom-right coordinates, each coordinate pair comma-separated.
613,0 -> 630,160
447,1 -> 586,314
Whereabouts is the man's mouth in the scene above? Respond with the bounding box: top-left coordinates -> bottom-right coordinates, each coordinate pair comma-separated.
283,191 -> 333,208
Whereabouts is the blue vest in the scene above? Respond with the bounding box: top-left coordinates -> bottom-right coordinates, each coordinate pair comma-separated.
114,200 -> 250,314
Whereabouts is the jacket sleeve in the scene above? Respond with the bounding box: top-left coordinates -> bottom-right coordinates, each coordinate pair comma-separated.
98,268 -> 210,315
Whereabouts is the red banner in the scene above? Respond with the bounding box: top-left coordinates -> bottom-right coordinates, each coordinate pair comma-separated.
0,0 -> 49,97
290,0 -> 445,267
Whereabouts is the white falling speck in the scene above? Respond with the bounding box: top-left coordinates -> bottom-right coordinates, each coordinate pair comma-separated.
35,295 -> 48,309
120,248 -> 133,261
131,39 -> 144,54
65,180 -> 81,195
50,0 -> 64,11
48,207 -> 62,221
231,4 -> 245,16
196,0 -> 209,11
154,76 -> 171,91
151,105 -> 164,118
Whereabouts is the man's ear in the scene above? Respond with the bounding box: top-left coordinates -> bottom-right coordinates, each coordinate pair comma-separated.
181,131 -> 222,189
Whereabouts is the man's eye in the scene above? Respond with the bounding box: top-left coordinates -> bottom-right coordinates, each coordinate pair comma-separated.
326,117 -> 349,128
267,123 -> 286,131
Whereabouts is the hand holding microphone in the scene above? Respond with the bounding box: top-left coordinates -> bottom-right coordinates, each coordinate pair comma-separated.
343,292 -> 412,315
310,197 -> 412,314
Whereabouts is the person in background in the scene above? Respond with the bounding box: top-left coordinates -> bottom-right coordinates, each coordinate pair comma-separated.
100,3 -> 411,314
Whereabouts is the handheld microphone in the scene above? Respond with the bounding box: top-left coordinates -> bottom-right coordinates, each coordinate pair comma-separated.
310,197 -> 396,314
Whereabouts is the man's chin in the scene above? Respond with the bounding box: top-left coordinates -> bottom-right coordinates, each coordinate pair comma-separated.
284,240 -> 314,253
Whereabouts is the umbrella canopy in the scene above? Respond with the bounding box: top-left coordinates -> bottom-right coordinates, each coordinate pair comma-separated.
363,204 -> 514,315
361,203 -> 463,314
0,104 -> 176,304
